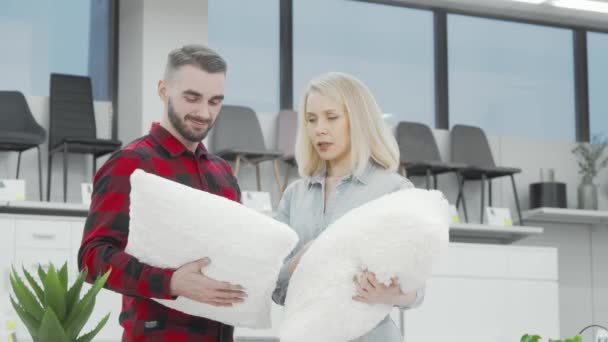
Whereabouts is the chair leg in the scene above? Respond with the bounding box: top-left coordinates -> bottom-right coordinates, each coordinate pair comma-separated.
63,143 -> 68,203
282,163 -> 292,194
16,151 -> 23,178
92,155 -> 97,179
234,155 -> 241,176
272,159 -> 283,194
455,171 -> 469,223
510,174 -> 524,226
36,146 -> 42,201
46,152 -> 53,201
480,174 -> 487,224
255,163 -> 261,191
488,178 -> 493,207
425,169 -> 431,190
433,174 -> 438,189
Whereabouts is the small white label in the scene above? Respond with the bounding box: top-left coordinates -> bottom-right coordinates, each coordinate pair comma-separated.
241,191 -> 273,214
81,183 -> 93,206
0,179 -> 26,201
486,207 -> 513,226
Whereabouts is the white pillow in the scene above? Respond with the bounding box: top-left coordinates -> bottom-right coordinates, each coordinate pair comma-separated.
279,188 -> 450,342
125,169 -> 298,328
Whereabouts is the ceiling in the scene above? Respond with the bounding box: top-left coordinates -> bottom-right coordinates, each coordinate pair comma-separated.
385,0 -> 608,32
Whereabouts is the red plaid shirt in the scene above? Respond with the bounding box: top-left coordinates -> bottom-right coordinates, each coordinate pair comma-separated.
78,123 -> 241,342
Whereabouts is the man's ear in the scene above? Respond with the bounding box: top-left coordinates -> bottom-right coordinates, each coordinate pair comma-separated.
158,80 -> 167,100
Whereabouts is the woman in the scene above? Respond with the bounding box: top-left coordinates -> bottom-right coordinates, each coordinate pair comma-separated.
272,72 -> 425,341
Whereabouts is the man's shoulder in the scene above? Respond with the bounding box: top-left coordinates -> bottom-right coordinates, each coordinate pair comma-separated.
114,135 -> 158,160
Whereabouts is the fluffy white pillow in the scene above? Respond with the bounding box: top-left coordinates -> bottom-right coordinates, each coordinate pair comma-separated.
280,188 -> 450,342
125,169 -> 298,328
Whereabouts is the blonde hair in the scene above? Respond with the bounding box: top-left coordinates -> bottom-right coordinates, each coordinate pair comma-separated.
295,72 -> 400,177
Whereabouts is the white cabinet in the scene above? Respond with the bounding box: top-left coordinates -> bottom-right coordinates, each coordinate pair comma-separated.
0,217 -> 15,309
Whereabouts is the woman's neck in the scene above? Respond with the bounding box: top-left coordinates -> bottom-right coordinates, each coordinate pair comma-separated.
326,156 -> 351,178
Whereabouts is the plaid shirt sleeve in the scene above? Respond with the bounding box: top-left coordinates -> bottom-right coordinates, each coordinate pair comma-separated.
78,150 -> 176,299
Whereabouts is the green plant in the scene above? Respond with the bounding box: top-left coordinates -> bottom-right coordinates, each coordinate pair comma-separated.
572,134 -> 608,184
9,262 -> 111,342
521,334 -> 582,342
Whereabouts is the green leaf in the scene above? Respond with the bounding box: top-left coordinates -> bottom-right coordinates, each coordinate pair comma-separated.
64,269 -> 111,336
38,309 -> 70,342
75,313 -> 110,342
10,268 -> 44,321
66,267 -> 88,314
10,296 -> 40,340
66,297 -> 96,340
58,262 -> 69,292
43,264 -> 67,322
565,336 -> 582,342
38,264 -> 47,283
22,266 -> 45,306
521,335 -> 542,342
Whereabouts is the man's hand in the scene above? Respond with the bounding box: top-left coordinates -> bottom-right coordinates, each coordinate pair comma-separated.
287,240 -> 313,275
170,258 -> 247,307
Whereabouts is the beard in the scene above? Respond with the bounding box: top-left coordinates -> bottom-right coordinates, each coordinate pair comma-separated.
167,98 -> 214,142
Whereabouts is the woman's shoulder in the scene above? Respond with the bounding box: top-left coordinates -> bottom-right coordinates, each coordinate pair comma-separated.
366,164 -> 414,191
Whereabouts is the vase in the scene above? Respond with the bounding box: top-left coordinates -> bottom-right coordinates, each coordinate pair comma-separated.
578,181 -> 598,210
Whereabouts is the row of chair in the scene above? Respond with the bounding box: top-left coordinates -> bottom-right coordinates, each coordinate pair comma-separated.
210,106 -> 523,225
1,83 -> 522,224
0,74 -> 121,202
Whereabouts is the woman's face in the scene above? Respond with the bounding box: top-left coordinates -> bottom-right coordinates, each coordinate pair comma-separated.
305,91 -> 351,164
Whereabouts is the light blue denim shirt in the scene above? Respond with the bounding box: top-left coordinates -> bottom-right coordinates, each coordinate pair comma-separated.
272,161 -> 425,341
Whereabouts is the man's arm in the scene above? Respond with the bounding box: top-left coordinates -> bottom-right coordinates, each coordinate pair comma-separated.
77,150 -> 175,299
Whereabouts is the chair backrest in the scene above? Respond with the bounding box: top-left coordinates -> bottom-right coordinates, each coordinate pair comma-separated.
49,73 -> 97,149
450,124 -> 496,167
0,91 -> 44,135
211,105 -> 267,153
276,110 -> 297,158
396,121 -> 442,163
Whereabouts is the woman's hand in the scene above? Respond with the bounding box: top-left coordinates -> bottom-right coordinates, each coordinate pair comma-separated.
287,240 -> 314,275
352,271 -> 416,306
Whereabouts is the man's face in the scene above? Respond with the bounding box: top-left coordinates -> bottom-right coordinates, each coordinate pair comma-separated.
160,65 -> 225,142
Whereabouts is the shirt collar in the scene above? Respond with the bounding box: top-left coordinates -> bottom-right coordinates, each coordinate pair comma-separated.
148,122 -> 209,159
307,161 -> 375,187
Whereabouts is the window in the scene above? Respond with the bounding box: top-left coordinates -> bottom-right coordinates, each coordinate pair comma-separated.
293,0 -> 435,127
208,0 -> 280,115
0,0 -> 114,101
448,15 -> 575,141
588,31 -> 608,139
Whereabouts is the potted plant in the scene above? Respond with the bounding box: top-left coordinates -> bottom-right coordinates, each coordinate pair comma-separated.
571,134 -> 608,210
9,262 -> 111,342
521,334 -> 581,342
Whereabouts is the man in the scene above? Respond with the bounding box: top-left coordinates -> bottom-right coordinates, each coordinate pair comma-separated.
78,44 -> 247,341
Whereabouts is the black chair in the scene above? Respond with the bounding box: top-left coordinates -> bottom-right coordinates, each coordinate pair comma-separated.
396,121 -> 467,190
211,105 -> 283,192
47,73 -> 121,202
0,91 -> 46,200
451,124 -> 524,225
276,110 -> 298,193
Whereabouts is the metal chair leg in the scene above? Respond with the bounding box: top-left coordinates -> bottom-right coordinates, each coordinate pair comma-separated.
92,155 -> 97,179
46,152 -> 53,201
433,174 -> 438,189
36,146 -> 42,201
234,155 -> 241,176
272,159 -> 283,194
16,151 -> 23,178
425,169 -> 431,190
480,174 -> 486,224
456,171 -> 469,223
255,163 -> 261,191
63,143 -> 68,202
282,163 -> 292,194
510,174 -> 524,226
488,178 -> 493,207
